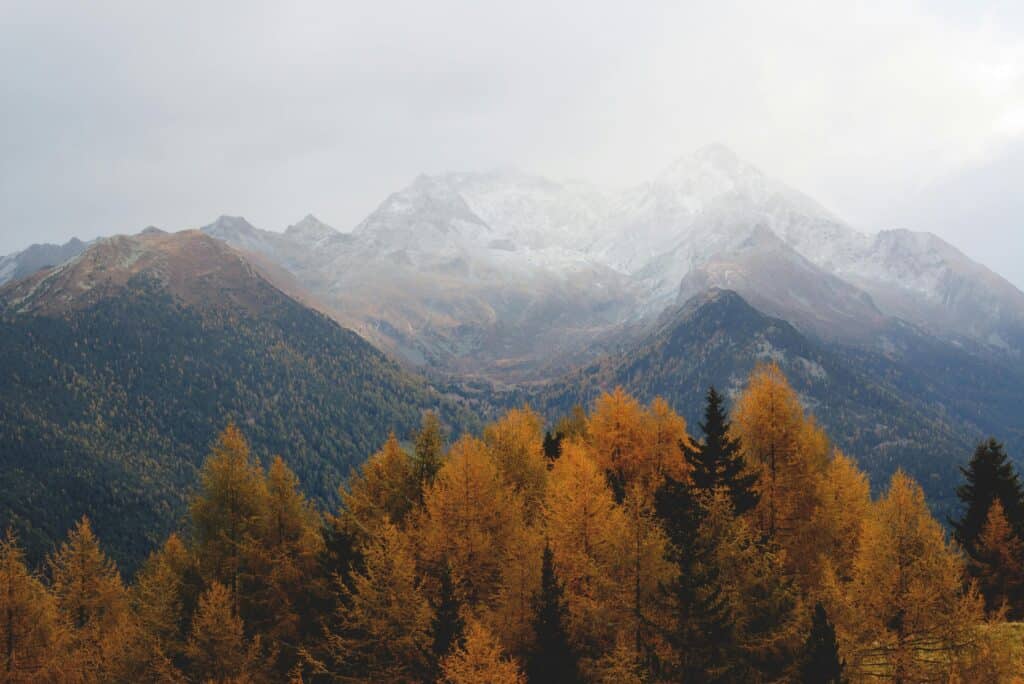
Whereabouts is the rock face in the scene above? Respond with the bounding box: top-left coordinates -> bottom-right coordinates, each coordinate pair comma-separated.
0,237 -> 90,286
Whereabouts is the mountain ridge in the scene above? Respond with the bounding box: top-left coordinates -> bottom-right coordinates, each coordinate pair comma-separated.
0,229 -> 480,568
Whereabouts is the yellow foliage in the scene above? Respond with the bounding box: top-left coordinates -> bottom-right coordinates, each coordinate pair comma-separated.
339,432 -> 418,537
441,619 -> 526,684
0,531 -> 66,682
484,406 -> 549,520
421,436 -> 524,607
487,523 -> 545,657
543,439 -> 626,652
812,450 -> 871,585
829,471 -> 984,681
587,388 -> 693,496
731,362 -> 829,581
333,522 -> 432,681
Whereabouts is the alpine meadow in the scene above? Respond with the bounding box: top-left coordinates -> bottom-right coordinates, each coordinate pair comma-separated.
4,1 -> 1024,682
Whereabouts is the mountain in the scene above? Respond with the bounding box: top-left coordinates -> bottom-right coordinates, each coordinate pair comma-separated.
0,229 -> 478,569
0,236 -> 90,286
830,229 -> 1024,353
192,145 -> 1024,384
592,145 -> 1024,355
532,289 -> 1024,515
201,184 -> 640,381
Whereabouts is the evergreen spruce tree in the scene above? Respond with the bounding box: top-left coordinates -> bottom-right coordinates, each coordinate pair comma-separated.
542,431 -> 562,462
528,545 -> 579,684
686,386 -> 759,515
654,477 -> 738,682
413,411 -> 446,495
951,438 -> 1024,558
801,602 -> 844,684
432,560 -> 465,663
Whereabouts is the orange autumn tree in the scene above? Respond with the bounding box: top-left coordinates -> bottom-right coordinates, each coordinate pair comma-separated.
731,363 -> 830,580
189,423 -> 268,607
420,435 -> 523,607
338,432 -> 419,538
970,499 -> 1024,618
441,619 -> 526,684
185,581 -> 263,682
587,389 -> 693,497
825,471 -> 983,681
543,439 -> 627,668
488,523 -> 545,658
0,531 -> 66,682
612,482 -> 676,670
813,450 -> 872,584
483,406 -> 549,520
131,532 -> 195,668
321,522 -> 433,681
48,516 -> 139,681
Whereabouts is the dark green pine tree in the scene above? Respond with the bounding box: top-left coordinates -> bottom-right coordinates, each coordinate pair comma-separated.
319,519 -> 363,598
654,475 -> 738,682
528,544 -> 580,684
431,560 -> 465,664
686,386 -> 759,515
413,411 -> 446,497
542,431 -> 563,462
951,438 -> 1024,559
800,602 -> 844,684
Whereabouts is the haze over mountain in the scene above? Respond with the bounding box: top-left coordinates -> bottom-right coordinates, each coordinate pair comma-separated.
183,145 -> 1024,381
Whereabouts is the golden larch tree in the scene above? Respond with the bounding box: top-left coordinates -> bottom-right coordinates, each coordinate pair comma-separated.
328,521 -> 432,681
612,482 -> 676,669
587,389 -> 692,497
487,522 -> 545,657
48,516 -> 137,681
190,423 -> 269,605
185,581 -> 262,683
970,499 -> 1024,618
731,363 -> 828,576
484,405 -> 549,520
339,432 -> 418,537
420,435 -> 523,607
131,532 -> 195,664
812,450 -> 871,584
830,471 -> 983,682
248,456 -> 325,669
441,619 -> 526,684
0,530 -> 66,682
543,438 -> 627,658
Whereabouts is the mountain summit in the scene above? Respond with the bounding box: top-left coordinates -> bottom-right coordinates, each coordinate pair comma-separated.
6,145 -> 1023,378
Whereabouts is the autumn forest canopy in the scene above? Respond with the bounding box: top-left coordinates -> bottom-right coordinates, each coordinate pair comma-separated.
3,362 -> 1024,682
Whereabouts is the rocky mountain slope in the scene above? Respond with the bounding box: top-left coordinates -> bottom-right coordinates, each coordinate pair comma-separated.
0,236 -> 90,286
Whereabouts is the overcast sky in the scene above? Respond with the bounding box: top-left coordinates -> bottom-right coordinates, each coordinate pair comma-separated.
2,0 -> 1023,287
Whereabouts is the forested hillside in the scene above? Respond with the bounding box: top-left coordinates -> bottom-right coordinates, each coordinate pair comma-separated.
0,231 -> 478,569
534,289 -> 1024,517
2,365 -> 1021,682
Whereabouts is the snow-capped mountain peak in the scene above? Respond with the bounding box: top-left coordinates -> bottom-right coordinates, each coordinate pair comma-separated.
284,214 -> 340,246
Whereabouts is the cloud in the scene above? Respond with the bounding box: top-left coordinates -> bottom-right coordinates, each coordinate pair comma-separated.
1,0 -> 1022,286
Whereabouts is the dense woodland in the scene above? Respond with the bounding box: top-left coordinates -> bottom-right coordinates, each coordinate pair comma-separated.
0,276 -> 479,570
2,363 -> 1024,682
